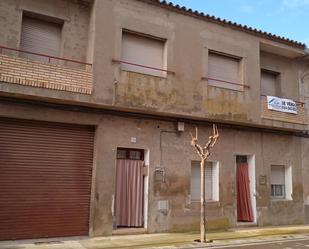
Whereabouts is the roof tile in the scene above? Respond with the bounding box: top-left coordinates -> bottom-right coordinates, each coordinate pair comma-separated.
139,0 -> 305,49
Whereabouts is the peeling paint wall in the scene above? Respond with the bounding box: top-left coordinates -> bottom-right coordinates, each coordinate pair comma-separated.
116,71 -> 184,112
0,0 -> 309,237
0,0 -> 307,131
93,0 -> 305,130
0,0 -> 90,65
0,102 -> 305,235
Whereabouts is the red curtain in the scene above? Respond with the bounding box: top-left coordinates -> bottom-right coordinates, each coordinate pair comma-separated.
115,159 -> 144,227
236,162 -> 253,222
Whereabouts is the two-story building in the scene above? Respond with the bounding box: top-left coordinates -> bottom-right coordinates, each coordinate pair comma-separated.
1,0 -> 309,241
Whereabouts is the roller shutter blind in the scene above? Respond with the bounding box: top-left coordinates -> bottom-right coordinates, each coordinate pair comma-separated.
20,16 -> 62,62
0,118 -> 94,240
121,32 -> 165,77
271,165 -> 285,199
208,52 -> 241,90
271,165 -> 285,185
261,70 -> 278,96
191,161 -> 213,201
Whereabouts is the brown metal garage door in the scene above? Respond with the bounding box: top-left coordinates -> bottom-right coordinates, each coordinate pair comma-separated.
0,118 -> 94,240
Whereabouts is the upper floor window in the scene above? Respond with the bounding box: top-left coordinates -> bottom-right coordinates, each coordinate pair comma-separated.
190,161 -> 219,202
261,69 -> 281,97
20,15 -> 63,63
121,31 -> 166,77
208,51 -> 242,91
271,165 -> 292,200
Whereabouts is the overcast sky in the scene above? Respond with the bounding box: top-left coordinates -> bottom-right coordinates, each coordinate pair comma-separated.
171,0 -> 309,47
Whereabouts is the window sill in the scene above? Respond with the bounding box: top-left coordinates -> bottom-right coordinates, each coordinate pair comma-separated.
191,200 -> 219,203
120,69 -> 168,80
208,84 -> 245,92
271,198 -> 293,202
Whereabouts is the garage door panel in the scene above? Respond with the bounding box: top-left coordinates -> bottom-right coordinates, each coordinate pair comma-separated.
0,118 -> 94,240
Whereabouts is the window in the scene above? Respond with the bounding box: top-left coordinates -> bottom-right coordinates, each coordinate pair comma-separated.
117,148 -> 144,160
121,31 -> 166,77
271,165 -> 292,200
20,15 -> 62,62
208,51 -> 242,91
261,69 -> 280,96
190,161 -> 219,202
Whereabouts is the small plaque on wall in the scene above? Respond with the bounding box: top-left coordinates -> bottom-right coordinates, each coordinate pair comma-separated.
259,175 -> 267,185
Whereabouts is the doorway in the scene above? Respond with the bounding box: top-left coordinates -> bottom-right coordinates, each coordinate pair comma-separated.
114,148 -> 146,229
236,155 -> 256,223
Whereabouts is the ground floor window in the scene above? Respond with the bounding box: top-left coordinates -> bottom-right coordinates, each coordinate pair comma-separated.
271,165 -> 292,200
190,161 -> 219,202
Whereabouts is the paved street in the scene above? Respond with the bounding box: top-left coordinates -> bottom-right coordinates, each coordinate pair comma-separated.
2,227 -> 309,249
206,238 -> 309,249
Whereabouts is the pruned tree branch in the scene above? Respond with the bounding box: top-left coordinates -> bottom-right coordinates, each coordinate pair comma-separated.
191,124 -> 219,160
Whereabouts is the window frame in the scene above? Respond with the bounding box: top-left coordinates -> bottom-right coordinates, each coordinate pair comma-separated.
19,11 -> 64,62
270,165 -> 292,201
190,160 -> 219,203
117,147 -> 144,161
207,50 -> 244,91
271,184 -> 285,199
260,68 -> 281,97
120,29 -> 167,77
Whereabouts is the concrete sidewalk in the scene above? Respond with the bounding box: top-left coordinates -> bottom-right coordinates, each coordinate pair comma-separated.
1,225 -> 309,249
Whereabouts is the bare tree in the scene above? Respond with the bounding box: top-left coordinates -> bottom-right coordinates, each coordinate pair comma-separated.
190,124 -> 219,243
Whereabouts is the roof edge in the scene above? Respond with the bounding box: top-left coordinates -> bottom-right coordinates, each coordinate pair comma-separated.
138,0 -> 306,49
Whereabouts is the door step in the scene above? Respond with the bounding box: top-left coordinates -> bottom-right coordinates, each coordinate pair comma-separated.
237,222 -> 257,228
112,228 -> 147,235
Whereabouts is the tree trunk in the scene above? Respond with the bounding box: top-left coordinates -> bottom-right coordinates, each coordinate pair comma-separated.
190,125 -> 219,243
200,158 -> 206,243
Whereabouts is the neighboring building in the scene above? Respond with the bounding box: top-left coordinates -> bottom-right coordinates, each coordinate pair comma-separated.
1,0 -> 309,241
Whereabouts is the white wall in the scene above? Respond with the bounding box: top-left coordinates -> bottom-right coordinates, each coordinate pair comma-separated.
285,165 -> 293,200
248,155 -> 257,223
144,149 -> 150,228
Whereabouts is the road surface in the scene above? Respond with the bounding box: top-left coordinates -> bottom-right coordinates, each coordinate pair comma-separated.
205,237 -> 309,248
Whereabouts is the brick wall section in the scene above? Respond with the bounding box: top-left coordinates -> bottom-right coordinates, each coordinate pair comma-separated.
261,99 -> 308,125
0,55 -> 92,94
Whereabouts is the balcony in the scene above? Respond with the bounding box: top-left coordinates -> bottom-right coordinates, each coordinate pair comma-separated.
0,46 -> 92,94
261,95 -> 308,125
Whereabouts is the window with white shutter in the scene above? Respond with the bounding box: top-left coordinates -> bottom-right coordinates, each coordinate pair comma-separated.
261,70 -> 280,97
121,31 -> 166,77
20,15 -> 62,63
271,165 -> 292,200
208,51 -> 242,91
190,161 -> 219,202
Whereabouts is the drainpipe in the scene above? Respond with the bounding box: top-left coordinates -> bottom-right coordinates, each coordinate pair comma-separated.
300,49 -> 309,84
299,49 -> 309,135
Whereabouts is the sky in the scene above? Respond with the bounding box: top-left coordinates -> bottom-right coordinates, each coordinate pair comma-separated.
171,0 -> 309,47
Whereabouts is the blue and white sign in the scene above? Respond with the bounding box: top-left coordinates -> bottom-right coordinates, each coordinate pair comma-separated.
267,96 -> 297,114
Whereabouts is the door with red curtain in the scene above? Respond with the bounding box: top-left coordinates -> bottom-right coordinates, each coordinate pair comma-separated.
114,148 -> 144,228
236,156 -> 253,222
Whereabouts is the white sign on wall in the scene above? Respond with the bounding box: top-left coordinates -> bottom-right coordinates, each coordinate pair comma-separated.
267,96 -> 297,114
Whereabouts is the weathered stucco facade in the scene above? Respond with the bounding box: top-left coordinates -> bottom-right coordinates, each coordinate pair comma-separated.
1,0 -> 309,240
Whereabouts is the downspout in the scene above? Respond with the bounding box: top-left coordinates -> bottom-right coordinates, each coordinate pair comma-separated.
297,49 -> 309,136
300,49 -> 309,85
